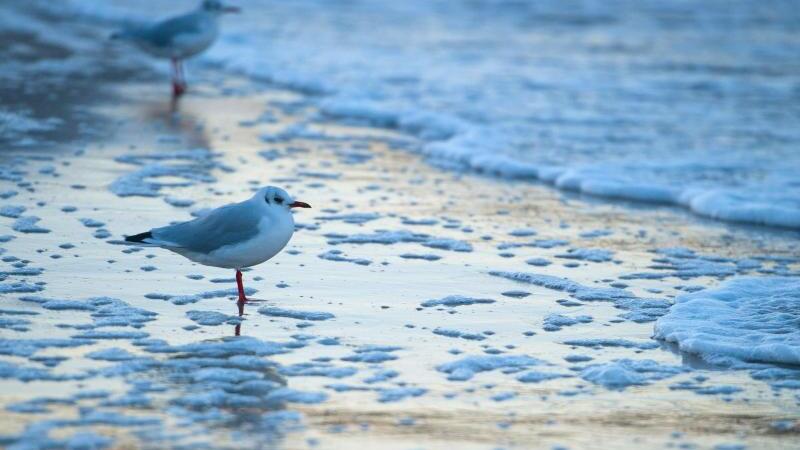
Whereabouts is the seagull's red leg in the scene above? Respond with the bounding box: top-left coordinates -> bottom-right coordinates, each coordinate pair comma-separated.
178,60 -> 187,91
234,273 -> 246,337
171,58 -> 178,88
236,269 -> 248,303
171,59 -> 185,97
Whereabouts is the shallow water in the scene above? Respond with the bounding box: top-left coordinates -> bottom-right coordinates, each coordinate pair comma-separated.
53,0 -> 800,228
1,3 -> 799,450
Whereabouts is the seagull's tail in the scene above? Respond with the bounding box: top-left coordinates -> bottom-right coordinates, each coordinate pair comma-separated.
125,231 -> 154,244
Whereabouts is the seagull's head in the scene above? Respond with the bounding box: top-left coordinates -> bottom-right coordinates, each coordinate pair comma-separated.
201,0 -> 240,14
257,186 -> 311,212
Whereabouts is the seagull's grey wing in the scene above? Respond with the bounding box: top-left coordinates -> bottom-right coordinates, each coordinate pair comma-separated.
151,201 -> 263,254
144,12 -> 204,47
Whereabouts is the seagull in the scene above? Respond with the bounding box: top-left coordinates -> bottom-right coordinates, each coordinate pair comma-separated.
125,186 -> 310,305
111,0 -> 240,97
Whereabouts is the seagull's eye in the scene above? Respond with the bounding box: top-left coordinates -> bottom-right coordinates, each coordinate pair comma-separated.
274,196 -> 284,204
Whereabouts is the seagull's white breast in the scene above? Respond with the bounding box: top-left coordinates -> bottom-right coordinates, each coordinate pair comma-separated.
170,18 -> 219,59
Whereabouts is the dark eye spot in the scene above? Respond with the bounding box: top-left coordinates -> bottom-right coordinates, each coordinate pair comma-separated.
274,196 -> 284,204
264,195 -> 270,204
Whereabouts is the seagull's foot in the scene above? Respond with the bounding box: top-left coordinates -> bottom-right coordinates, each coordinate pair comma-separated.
172,82 -> 186,97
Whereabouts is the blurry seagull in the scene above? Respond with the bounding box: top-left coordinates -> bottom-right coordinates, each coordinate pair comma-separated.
125,187 -> 310,305
111,0 -> 240,97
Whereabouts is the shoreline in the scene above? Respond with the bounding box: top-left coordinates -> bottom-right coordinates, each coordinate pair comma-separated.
13,0 -> 800,232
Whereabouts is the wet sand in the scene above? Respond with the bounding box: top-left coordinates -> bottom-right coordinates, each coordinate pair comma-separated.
0,72 -> 798,449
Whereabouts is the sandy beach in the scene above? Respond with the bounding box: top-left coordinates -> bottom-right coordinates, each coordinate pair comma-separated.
1,2 -> 799,449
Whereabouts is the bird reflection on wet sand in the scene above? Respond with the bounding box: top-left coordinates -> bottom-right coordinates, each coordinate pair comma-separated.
235,298 -> 245,336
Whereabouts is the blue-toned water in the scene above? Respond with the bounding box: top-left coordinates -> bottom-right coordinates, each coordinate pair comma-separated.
60,0 -> 800,228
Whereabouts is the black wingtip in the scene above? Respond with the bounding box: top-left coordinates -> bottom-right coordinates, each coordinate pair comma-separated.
125,231 -> 153,243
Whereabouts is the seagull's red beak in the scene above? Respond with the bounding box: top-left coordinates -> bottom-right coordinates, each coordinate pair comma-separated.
290,201 -> 311,209
223,6 -> 241,13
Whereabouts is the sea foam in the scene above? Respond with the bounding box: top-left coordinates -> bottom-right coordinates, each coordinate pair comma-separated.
654,277 -> 800,367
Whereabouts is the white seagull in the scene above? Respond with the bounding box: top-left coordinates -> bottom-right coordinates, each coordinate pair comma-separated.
125,186 -> 310,304
111,0 -> 240,97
